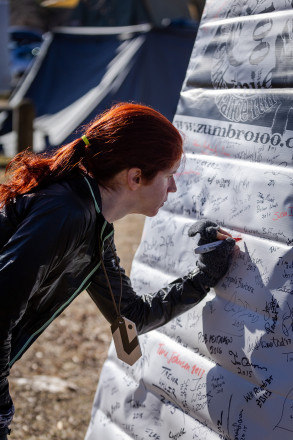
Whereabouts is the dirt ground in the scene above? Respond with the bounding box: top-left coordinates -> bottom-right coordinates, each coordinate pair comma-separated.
5,202 -> 145,439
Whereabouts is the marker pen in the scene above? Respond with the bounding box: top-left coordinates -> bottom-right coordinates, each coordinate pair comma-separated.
194,238 -> 242,254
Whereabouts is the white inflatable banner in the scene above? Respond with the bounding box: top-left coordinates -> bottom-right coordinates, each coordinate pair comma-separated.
85,1 -> 293,439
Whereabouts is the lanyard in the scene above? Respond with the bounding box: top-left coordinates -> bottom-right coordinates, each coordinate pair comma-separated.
84,175 -> 142,366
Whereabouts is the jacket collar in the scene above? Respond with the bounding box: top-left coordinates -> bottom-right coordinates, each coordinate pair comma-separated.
82,174 -> 114,241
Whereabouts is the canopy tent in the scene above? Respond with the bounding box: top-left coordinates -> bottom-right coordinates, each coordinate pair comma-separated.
2,23 -> 197,155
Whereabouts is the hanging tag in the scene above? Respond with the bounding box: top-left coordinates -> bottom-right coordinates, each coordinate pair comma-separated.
111,316 -> 142,366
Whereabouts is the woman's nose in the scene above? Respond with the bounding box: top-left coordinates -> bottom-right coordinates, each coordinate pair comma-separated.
169,177 -> 177,193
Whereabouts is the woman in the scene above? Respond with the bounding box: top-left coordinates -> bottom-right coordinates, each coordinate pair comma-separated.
0,103 -> 235,438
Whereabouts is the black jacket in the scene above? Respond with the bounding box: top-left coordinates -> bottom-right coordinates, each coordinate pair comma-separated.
0,172 -> 208,413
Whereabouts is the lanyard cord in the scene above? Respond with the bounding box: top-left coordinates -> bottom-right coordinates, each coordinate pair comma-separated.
83,175 -> 123,320
99,237 -> 123,319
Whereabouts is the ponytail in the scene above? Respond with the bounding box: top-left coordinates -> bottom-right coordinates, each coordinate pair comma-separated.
0,138 -> 86,208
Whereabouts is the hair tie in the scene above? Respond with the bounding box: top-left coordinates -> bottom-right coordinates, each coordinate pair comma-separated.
82,135 -> 90,146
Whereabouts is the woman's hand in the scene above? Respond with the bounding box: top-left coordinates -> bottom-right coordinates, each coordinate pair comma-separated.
188,219 -> 232,243
188,220 -> 236,287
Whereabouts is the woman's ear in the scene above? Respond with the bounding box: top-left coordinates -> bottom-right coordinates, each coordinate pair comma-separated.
127,168 -> 142,190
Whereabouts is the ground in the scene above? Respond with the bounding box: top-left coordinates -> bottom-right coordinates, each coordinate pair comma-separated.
1,176 -> 145,440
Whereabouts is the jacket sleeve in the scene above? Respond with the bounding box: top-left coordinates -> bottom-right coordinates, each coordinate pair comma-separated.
87,237 -> 209,335
0,194 -> 86,414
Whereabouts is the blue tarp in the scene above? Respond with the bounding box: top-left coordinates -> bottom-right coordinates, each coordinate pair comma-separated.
7,24 -> 197,151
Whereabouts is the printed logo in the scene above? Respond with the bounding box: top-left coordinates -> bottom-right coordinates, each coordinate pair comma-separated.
209,0 -> 293,134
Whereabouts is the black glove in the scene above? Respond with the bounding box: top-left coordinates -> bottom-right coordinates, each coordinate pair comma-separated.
0,427 -> 10,439
188,219 -> 219,243
188,220 -> 236,287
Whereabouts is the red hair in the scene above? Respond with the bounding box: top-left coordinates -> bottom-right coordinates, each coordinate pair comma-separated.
0,103 -> 183,207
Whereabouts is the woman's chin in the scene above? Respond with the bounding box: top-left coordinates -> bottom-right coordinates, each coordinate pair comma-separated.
146,208 -> 160,217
